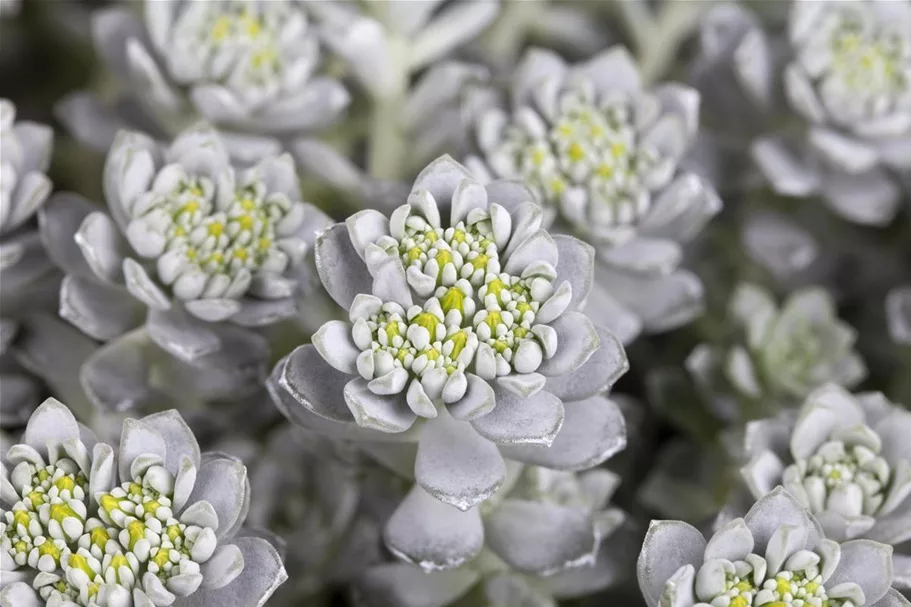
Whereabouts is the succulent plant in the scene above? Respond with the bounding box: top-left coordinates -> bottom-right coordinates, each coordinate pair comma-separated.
693,282 -> 866,411
465,46 -> 721,342
357,466 -> 635,606
269,154 -> 628,541
58,0 -> 349,159
695,0 -> 911,227
236,425 -> 380,606
638,486 -> 907,607
734,384 -> 911,548
0,100 -> 69,430
38,123 -> 330,412
0,398 -> 287,607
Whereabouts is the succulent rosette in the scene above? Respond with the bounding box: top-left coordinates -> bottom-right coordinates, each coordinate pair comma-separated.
734,384 -> 911,552
235,425 -> 380,606
0,101 -> 98,431
1,99 -> 57,427
693,282 -> 866,410
466,46 -> 722,342
0,398 -> 287,607
58,0 -> 349,159
268,155 -> 629,559
638,486 -> 908,607
695,0 -> 911,226
356,466 -> 635,606
38,123 -> 330,411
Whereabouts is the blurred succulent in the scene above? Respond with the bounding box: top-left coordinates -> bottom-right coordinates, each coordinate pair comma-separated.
0,398 -> 287,607
38,123 -> 330,412
291,0 -> 499,182
695,0 -> 911,226
466,46 -> 721,343
269,155 -> 628,544
0,0 -> 18,18
733,384 -> 911,548
237,425 -> 382,606
638,486 -> 906,607
0,100 -> 67,430
58,0 -> 349,160
303,0 -> 498,103
357,466 -> 635,606
691,282 -> 866,413
886,285 -> 911,345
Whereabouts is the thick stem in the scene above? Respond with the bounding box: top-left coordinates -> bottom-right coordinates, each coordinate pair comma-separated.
367,88 -> 408,181
638,0 -> 716,84
366,29 -> 409,181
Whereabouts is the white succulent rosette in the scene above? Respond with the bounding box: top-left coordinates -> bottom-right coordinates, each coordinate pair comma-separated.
714,283 -> 866,406
268,155 -> 629,557
356,466 -> 635,605
0,398 -> 287,607
466,46 -> 722,343
696,0 -> 911,227
38,123 -> 330,412
238,425 -> 378,605
58,0 -> 349,160
640,486 -> 909,607
0,101 -> 99,431
1,99 -> 56,429
736,385 -> 911,554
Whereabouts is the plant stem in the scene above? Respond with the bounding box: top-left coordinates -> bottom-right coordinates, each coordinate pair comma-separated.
638,0 -> 716,84
366,27 -> 409,181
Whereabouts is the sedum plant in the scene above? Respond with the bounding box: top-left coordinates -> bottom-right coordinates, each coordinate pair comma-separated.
695,0 -> 911,226
638,486 -> 908,607
690,282 -> 866,415
466,46 -> 721,343
0,101 -> 100,431
268,155 -> 629,557
735,384 -> 911,551
0,99 -> 56,428
59,0 -> 349,160
0,398 -> 286,607
236,425 -> 380,606
39,123 -> 330,412
299,0 -> 499,180
356,465 -> 634,607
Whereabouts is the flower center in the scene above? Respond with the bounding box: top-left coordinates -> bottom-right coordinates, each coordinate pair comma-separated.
688,554 -> 845,607
492,89 -> 668,230
1,459 -> 216,607
827,9 -> 907,97
393,217 -> 500,289
131,172 -> 296,300
356,300 -> 479,379
170,1 -> 303,92
363,207 -> 556,385
787,436 -> 891,517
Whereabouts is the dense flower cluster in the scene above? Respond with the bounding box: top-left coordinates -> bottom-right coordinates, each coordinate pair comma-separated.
0,399 -> 285,607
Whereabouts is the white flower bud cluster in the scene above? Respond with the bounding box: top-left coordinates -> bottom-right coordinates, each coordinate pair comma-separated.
354,206 -> 560,403
486,87 -> 674,232
126,165 -> 305,301
2,458 -> 88,572
692,551 -> 845,607
168,0 -> 312,108
799,3 -> 910,125
784,434 -> 891,519
1,453 -> 217,607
